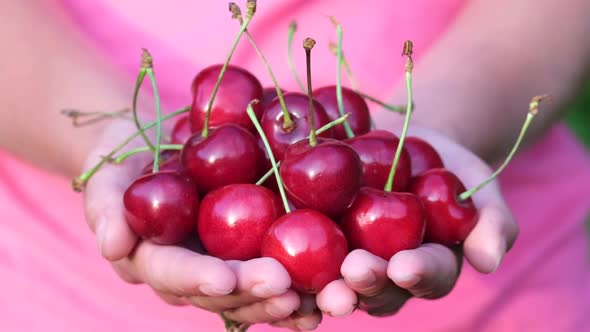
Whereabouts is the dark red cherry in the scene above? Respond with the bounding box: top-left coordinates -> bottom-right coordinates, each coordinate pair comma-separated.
405,137 -> 444,177
256,137 -> 279,192
171,116 -> 192,145
261,209 -> 348,294
181,124 -> 264,193
198,184 -> 284,260
341,187 -> 425,260
280,138 -> 362,218
190,64 -> 263,133
313,86 -> 371,140
345,132 -> 411,191
260,92 -> 333,161
141,152 -> 183,175
410,168 -> 477,246
261,87 -> 286,109
123,171 -> 199,245
364,129 -> 397,139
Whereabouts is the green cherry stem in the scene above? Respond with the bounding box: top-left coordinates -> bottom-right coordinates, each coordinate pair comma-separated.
201,1 -> 256,138
384,40 -> 414,192
255,112 -> 351,185
229,3 -> 293,129
113,144 -> 182,164
304,38 -> 317,147
458,95 -> 548,200
61,108 -> 132,127
287,21 -> 306,93
131,50 -> 156,151
247,101 -> 291,213
142,50 -> 164,173
331,17 -> 355,139
72,106 -> 189,192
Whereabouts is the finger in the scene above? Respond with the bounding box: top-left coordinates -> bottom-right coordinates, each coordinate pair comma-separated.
271,311 -> 323,331
297,294 -> 317,315
187,258 -> 291,312
316,279 -> 357,317
341,249 -> 388,297
388,243 -> 461,299
222,290 -> 300,324
154,290 -> 188,306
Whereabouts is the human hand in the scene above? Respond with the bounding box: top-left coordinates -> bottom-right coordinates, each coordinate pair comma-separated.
316,125 -> 519,317
82,119 -> 322,331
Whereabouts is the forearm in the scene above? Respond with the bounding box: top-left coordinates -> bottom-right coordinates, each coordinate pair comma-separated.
377,0 -> 590,162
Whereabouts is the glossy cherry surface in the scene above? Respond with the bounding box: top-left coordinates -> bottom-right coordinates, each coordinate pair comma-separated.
410,168 -> 477,246
313,86 -> 371,139
123,171 -> 199,244
181,124 -> 264,193
261,209 -> 348,294
346,132 -> 411,191
341,187 -> 425,260
280,138 -> 362,218
190,64 -> 263,133
171,115 -> 192,144
141,152 -> 183,175
261,87 -> 286,109
405,137 -> 444,177
198,184 -> 284,260
260,92 -> 332,161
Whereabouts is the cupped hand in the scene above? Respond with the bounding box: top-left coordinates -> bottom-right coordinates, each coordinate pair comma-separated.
82,119 -> 321,331
316,125 -> 519,317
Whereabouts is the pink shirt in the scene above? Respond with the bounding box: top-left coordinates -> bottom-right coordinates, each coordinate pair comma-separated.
1,1 -> 589,331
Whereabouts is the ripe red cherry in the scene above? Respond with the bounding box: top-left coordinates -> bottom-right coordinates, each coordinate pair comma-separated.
341,187 -> 425,260
123,171 -> 199,244
280,138 -> 362,218
345,132 -> 411,191
405,137 -> 444,177
261,209 -> 348,294
261,92 -> 333,161
141,152 -> 183,175
410,168 -> 477,246
364,129 -> 396,139
313,86 -> 371,139
190,64 -> 263,133
198,184 -> 284,260
171,116 -> 192,145
181,124 -> 264,193
261,87 -> 286,109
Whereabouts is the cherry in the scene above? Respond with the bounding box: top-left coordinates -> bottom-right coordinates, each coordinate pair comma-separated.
171,115 -> 192,145
260,92 -> 333,161
345,132 -> 411,191
181,124 -> 264,193
123,171 -> 199,245
261,209 -> 348,293
410,168 -> 476,246
261,87 -> 286,109
141,152 -> 182,175
280,138 -> 362,218
190,64 -> 263,133
198,184 -> 284,260
313,85 -> 371,139
341,187 -> 425,260
405,136 -> 444,177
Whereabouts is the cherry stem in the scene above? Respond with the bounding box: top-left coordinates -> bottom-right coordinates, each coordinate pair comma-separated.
255,112 -> 351,185
304,38 -> 317,147
229,3 -> 293,129
331,17 -> 355,139
202,1 -> 256,139
247,101 -> 291,213
61,108 -> 131,127
385,41 -> 414,192
142,53 -> 164,173
287,21 -> 306,93
132,50 -> 156,152
221,312 -> 250,332
458,95 -> 547,200
113,144 -> 182,164
72,107 -> 189,192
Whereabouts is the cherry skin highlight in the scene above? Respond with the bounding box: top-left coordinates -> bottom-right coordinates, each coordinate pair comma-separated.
123,171 -> 199,245
181,124 -> 264,194
410,168 -> 477,246
198,184 -> 284,260
346,132 -> 411,191
280,138 -> 363,218
190,64 -> 263,133
405,137 -> 444,177
260,92 -> 333,161
171,116 -> 192,145
341,187 -> 425,260
261,209 -> 348,294
313,85 -> 371,139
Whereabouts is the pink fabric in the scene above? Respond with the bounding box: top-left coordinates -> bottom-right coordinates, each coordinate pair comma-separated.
1,1 -> 590,331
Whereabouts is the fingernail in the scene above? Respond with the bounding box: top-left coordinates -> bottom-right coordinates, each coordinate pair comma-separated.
394,273 -> 421,288
296,318 -> 320,331
347,271 -> 376,290
96,217 -> 107,254
489,239 -> 507,273
199,284 -> 233,296
266,302 -> 290,319
251,284 -> 287,298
